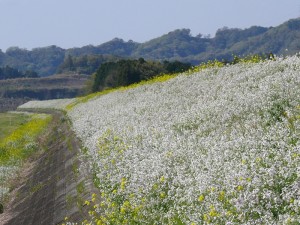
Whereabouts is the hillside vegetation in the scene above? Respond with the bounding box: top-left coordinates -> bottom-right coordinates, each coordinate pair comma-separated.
92,58 -> 191,92
0,65 -> 38,80
18,54 -> 300,224
1,18 -> 300,76
0,112 -> 51,203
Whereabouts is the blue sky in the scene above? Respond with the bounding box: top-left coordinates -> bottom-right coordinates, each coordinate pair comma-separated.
0,0 -> 299,51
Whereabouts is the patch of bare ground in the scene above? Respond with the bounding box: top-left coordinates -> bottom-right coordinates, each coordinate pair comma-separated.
0,110 -> 97,225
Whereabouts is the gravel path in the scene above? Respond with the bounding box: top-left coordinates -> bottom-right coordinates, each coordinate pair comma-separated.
0,110 -> 94,225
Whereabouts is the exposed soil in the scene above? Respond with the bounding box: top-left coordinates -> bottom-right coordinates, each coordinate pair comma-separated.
0,110 -> 95,225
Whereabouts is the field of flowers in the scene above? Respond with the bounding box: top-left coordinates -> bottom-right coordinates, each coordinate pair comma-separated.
18,98 -> 76,111
0,112 -> 51,202
20,55 -> 300,224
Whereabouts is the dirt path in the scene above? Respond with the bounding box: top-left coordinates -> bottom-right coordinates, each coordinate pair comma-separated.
0,110 -> 95,225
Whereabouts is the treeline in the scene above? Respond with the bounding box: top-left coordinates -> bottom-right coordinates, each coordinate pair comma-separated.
0,18 -> 299,76
0,66 -> 38,80
91,53 -> 277,93
57,54 -> 121,75
92,58 -> 191,92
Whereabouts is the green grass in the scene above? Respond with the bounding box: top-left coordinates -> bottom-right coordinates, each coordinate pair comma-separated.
0,112 -> 52,204
0,113 -> 52,164
0,113 -> 31,141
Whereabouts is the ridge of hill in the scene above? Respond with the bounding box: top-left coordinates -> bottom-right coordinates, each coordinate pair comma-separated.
0,18 -> 300,76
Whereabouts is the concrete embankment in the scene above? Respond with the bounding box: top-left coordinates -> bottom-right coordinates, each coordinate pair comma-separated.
0,110 -> 95,225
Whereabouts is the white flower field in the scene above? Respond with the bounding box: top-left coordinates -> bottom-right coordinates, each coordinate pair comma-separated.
20,55 -> 300,224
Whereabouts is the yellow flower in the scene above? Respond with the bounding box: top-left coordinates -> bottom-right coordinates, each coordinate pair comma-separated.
198,194 -> 205,202
237,185 -> 243,191
121,177 -> 127,190
96,220 -> 103,225
209,205 -> 218,217
123,200 -> 130,208
203,214 -> 209,221
84,200 -> 90,206
159,176 -> 165,183
218,191 -> 225,201
120,207 -> 126,214
129,193 -> 135,198
152,183 -> 158,190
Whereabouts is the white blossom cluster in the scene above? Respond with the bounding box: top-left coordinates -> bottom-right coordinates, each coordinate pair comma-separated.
18,98 -> 75,110
0,165 -> 18,200
20,55 -> 300,223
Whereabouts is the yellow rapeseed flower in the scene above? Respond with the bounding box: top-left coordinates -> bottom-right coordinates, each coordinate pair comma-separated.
203,214 -> 209,221
120,207 -> 126,214
218,191 -> 225,201
198,194 -> 205,202
96,220 -> 103,225
237,185 -> 243,191
209,205 -> 218,217
120,177 -> 127,190
160,192 -> 166,198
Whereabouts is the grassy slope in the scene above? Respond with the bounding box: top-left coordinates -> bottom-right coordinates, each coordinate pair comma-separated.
67,56 -> 300,224
18,55 -> 300,224
0,113 -> 31,141
0,112 -> 52,204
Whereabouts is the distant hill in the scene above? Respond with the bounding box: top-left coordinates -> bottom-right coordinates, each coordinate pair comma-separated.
1,17 -> 300,76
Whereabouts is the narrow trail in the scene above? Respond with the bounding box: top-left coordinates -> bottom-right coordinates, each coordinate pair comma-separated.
0,110 -> 95,225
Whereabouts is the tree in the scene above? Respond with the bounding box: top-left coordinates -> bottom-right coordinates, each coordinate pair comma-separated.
65,55 -> 75,71
91,59 -> 191,92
